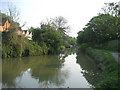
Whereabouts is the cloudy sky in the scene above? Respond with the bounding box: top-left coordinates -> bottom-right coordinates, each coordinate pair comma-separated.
0,0 -> 119,37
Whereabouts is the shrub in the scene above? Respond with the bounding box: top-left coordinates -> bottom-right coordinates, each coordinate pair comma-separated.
79,43 -> 89,53
93,40 -> 119,52
2,31 -> 49,58
59,45 -> 65,52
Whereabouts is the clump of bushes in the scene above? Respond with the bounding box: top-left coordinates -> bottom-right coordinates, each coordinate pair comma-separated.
2,31 -> 48,58
59,45 -> 66,52
78,43 -> 89,53
93,40 -> 119,52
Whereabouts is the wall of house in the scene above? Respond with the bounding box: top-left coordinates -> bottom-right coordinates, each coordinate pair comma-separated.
3,20 -> 10,31
15,30 -> 32,40
0,26 -> 3,31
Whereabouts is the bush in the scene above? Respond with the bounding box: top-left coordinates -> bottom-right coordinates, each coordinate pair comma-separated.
2,31 -> 49,58
104,40 -> 119,52
79,43 -> 89,53
59,45 -> 65,52
93,40 -> 119,52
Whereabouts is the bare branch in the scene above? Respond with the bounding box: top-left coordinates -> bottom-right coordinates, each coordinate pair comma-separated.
21,22 -> 27,28
8,3 -> 20,22
100,2 -> 120,17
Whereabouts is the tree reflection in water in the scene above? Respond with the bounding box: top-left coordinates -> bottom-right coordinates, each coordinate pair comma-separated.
2,58 -> 29,87
2,55 -> 70,88
30,55 -> 69,87
76,51 -> 102,87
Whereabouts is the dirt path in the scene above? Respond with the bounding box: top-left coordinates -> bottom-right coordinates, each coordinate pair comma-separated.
111,52 -> 120,64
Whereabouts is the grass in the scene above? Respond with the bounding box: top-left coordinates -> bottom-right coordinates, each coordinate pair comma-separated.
85,47 -> 120,89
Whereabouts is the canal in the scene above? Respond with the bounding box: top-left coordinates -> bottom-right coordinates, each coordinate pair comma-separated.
2,52 -> 101,88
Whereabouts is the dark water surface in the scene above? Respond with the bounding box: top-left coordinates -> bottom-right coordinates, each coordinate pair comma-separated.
2,53 -> 101,88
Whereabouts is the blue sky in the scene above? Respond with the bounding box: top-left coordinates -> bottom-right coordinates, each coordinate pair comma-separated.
0,0 -> 119,37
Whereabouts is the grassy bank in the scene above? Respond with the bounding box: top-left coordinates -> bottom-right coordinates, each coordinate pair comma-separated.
83,47 -> 120,89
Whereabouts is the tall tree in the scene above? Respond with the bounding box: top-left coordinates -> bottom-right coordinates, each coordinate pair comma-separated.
77,14 -> 120,45
101,2 -> 120,17
7,3 -> 26,29
52,16 -> 70,35
8,4 -> 20,22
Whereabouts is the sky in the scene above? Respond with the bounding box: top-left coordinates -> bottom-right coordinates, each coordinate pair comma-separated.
0,0 -> 119,37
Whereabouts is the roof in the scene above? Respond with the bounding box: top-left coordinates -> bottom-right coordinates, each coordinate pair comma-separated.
0,17 -> 10,26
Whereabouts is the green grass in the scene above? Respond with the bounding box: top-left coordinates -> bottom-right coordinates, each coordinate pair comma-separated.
85,47 -> 120,89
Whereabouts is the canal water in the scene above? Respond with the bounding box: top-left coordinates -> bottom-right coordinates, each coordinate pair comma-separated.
2,52 -> 101,88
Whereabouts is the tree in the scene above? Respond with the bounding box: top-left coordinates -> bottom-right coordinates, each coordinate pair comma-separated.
8,4 -> 20,22
7,3 -> 26,29
77,14 -> 120,45
31,22 -> 63,54
100,2 -> 120,17
51,16 -> 70,35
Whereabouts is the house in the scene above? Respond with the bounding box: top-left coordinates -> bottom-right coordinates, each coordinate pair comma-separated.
23,30 -> 32,40
17,30 -> 32,40
0,18 -> 10,31
0,17 -> 32,40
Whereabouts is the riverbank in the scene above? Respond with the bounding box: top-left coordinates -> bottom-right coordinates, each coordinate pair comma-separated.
2,30 -> 76,58
82,47 -> 120,89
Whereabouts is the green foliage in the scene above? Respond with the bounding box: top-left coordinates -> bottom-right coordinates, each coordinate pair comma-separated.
77,6 -> 120,87
30,18 -> 75,54
101,2 -> 120,17
85,47 -> 120,88
41,44 -> 49,55
23,41 -> 44,56
2,15 -> 75,57
67,37 -> 76,47
94,40 -> 119,52
2,31 -> 24,57
96,70 -> 119,89
45,30 -> 62,54
8,27 -> 16,31
0,32 -> 2,53
2,31 -> 45,58
103,40 -> 119,52
2,14 -> 75,58
31,25 -> 62,54
59,46 -> 65,52
79,43 -> 88,53
77,14 -> 120,45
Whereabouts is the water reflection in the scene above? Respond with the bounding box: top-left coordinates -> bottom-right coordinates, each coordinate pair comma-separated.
30,55 -> 69,87
76,51 -> 102,87
2,55 -> 69,88
2,48 -> 99,88
59,47 -> 76,61
2,58 -> 28,87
